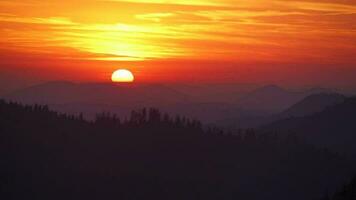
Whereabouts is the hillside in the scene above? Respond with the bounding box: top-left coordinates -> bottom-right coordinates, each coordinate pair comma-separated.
262,97 -> 356,154
236,85 -> 333,113
217,93 -> 345,129
4,82 -> 338,125
0,100 -> 355,200
4,81 -> 191,106
2,81 -> 248,123
280,93 -> 346,118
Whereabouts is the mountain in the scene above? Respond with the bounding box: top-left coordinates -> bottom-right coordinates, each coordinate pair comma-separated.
4,81 -> 191,106
166,83 -> 258,103
236,85 -> 334,113
3,82 -> 339,126
280,93 -> 346,118
0,82 -> 266,124
262,97 -> 356,154
1,100 -> 355,200
217,92 -> 344,129
4,81 -> 251,123
3,81 -> 198,120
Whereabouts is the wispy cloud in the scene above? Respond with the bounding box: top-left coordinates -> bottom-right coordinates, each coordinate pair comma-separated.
0,0 -> 355,63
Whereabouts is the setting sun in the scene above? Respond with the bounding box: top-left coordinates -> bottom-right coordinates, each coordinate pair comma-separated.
111,69 -> 135,83
2,1 -> 356,199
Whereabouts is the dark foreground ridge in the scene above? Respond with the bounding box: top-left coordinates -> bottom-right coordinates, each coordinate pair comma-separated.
0,100 -> 355,200
325,177 -> 356,200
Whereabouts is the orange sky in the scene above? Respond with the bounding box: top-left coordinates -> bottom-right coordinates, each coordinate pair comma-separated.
0,0 -> 356,86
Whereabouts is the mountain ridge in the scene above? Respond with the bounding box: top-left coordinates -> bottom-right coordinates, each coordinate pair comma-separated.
262,97 -> 356,154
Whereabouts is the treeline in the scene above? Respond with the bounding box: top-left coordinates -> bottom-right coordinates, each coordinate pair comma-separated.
0,99 -> 295,142
322,177 -> 356,200
0,100 -> 355,200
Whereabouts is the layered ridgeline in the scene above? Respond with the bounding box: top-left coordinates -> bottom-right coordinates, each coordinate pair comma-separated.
220,93 -> 346,129
279,93 -> 346,118
1,100 -> 355,200
235,85 -> 334,113
262,97 -> 356,154
2,81 -> 337,125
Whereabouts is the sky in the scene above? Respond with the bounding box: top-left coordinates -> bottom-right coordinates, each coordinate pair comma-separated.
0,0 -> 356,89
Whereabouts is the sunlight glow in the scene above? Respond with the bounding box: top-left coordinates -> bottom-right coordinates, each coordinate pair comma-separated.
0,0 -> 355,75
111,69 -> 135,83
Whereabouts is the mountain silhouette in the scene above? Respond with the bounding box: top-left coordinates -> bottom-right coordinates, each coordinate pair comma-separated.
262,97 -> 356,154
236,85 -> 334,113
4,81 -> 248,123
217,92 -> 344,129
4,81 -> 191,106
3,82 -> 338,126
1,100 -> 355,200
280,93 -> 346,118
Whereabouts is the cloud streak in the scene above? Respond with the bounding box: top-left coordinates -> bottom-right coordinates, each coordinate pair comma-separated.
0,0 -> 355,64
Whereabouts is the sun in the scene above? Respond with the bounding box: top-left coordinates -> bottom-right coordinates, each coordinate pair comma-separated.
111,69 -> 135,83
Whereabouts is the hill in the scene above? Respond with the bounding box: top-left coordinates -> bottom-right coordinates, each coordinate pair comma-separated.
262,97 -> 356,154
0,100 -> 355,200
4,82 -> 340,126
2,81 -> 249,123
236,85 -> 333,113
3,81 -> 191,106
217,92 -> 345,129
280,93 -> 346,118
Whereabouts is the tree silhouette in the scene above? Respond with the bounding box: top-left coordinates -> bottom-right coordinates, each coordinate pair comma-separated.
0,99 -> 355,200
332,177 -> 356,200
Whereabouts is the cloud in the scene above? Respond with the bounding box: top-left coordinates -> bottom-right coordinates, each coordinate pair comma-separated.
0,0 -> 355,64
0,15 -> 75,25
102,0 -> 225,6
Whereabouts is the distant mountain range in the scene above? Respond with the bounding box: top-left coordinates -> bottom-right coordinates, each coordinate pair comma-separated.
262,97 -> 356,154
218,92 -> 346,128
236,85 -> 335,113
279,93 -> 346,118
3,81 -> 191,106
2,81 -> 356,154
1,99 -> 354,200
1,81 -> 342,125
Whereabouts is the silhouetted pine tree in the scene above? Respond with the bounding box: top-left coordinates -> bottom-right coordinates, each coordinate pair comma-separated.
332,177 -> 356,200
0,99 -> 355,200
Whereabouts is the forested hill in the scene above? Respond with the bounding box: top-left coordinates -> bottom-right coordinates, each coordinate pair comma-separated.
0,100 -> 355,200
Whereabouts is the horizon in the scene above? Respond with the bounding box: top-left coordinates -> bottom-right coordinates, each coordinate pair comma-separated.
1,79 -> 354,95
2,1 -> 356,199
